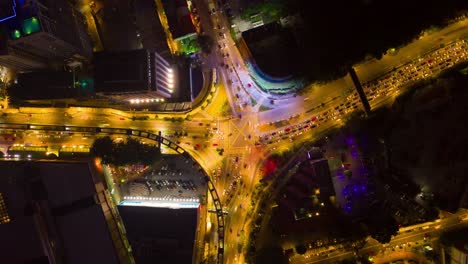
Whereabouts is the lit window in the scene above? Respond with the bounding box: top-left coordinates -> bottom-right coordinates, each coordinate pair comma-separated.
0,193 -> 11,224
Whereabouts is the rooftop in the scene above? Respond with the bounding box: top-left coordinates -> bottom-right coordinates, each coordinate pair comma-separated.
0,160 -> 121,264
118,206 -> 198,264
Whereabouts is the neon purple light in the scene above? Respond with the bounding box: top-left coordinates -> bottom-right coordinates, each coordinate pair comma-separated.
351,148 -> 359,158
345,137 -> 355,146
0,0 -> 17,23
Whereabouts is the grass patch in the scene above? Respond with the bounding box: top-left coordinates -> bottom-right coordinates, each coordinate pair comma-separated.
259,104 -> 272,111
221,101 -> 232,117
250,97 -> 257,106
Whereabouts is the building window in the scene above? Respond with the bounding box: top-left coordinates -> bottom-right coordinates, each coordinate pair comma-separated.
0,193 -> 11,224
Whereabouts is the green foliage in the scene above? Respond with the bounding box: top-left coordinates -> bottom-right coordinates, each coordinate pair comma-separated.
254,247 -> 288,264
259,105 -> 272,111
216,148 -> 225,156
344,170 -> 352,178
91,136 -> 161,166
295,244 -> 307,255
132,115 -> 149,121
250,97 -> 257,106
178,35 -> 200,55
91,136 -> 114,162
240,0 -> 286,21
221,101 -> 232,117
366,214 -> 399,244
197,35 -> 214,54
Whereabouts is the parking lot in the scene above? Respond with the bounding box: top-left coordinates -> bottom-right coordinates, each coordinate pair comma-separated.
120,155 -> 207,203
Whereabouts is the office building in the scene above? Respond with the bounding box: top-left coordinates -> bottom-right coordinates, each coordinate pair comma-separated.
0,0 -> 92,71
0,160 -> 132,264
94,49 -> 175,102
162,0 -> 197,40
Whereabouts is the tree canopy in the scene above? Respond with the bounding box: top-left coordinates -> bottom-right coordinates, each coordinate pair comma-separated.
91,136 -> 161,166
197,35 -> 214,54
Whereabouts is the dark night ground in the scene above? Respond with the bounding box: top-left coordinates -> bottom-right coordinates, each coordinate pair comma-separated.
244,0 -> 467,80
348,65 -> 468,212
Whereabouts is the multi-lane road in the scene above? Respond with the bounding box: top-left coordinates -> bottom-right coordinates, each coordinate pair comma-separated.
1,1 -> 468,263
293,211 -> 468,264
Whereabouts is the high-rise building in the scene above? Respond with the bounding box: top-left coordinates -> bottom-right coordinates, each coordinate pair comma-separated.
0,0 -> 92,71
94,49 -> 175,102
450,243 -> 468,264
0,160 -> 133,264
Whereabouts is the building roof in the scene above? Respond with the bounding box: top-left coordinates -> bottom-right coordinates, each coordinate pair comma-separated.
162,0 -> 196,39
312,159 -> 336,196
94,50 -> 150,93
0,160 -> 119,264
134,0 -> 171,58
118,206 -> 198,264
13,71 -> 76,99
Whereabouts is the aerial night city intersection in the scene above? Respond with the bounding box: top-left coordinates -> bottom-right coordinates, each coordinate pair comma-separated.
0,0 -> 468,264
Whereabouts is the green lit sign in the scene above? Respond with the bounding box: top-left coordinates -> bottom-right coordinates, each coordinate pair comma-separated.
22,17 -> 41,35
11,29 -> 21,39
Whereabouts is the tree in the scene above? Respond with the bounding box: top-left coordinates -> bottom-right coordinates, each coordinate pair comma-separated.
344,170 -> 353,178
179,35 -> 200,55
91,137 -> 161,166
139,144 -> 161,166
366,214 -> 399,244
295,244 -> 307,255
91,136 -> 114,163
198,35 -> 214,54
254,247 -> 288,264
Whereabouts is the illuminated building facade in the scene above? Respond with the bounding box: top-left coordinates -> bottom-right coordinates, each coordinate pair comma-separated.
0,0 -> 92,71
94,49 -> 175,103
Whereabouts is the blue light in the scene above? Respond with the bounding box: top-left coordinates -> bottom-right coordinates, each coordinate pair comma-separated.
0,0 -> 17,23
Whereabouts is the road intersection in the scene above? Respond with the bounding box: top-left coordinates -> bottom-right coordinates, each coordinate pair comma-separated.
1,4 -> 468,262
